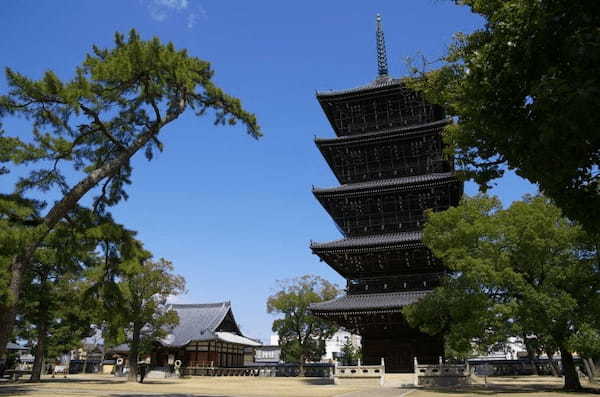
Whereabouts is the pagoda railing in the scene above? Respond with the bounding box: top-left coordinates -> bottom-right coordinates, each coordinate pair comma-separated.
347,272 -> 445,294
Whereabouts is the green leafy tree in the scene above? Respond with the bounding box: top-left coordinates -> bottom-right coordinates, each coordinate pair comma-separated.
404,195 -> 600,390
267,275 -> 339,375
97,255 -> 186,382
0,29 -> 260,361
406,0 -> 600,234
340,338 -> 361,366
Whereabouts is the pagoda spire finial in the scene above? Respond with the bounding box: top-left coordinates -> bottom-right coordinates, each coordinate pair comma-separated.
376,14 -> 389,78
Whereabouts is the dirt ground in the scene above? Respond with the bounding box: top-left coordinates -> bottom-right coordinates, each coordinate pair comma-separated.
0,374 -> 599,397
410,376 -> 600,397
0,373 -> 370,397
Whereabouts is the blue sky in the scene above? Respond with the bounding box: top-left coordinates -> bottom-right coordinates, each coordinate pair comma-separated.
1,0 -> 536,343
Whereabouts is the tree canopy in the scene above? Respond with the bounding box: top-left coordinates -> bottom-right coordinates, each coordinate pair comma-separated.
403,195 -> 600,390
97,255 -> 185,382
17,211 -> 99,381
407,0 -> 600,233
267,275 -> 339,373
0,29 -> 260,362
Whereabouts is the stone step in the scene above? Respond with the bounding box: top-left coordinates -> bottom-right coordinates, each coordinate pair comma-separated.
382,373 -> 415,388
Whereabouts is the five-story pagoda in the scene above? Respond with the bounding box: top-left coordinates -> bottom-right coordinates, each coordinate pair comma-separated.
309,15 -> 463,372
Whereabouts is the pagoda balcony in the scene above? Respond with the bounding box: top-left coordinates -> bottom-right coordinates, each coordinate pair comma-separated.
315,119 -> 452,184
313,172 -> 462,237
346,272 -> 445,295
310,231 -> 444,279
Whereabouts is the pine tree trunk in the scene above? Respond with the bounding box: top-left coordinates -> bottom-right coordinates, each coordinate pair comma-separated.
299,353 -> 305,377
128,323 -> 141,382
0,125 -> 164,364
0,257 -> 26,365
560,347 -> 582,390
31,322 -> 48,382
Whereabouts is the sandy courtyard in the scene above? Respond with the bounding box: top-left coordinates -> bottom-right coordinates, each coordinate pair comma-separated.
0,374 -> 599,397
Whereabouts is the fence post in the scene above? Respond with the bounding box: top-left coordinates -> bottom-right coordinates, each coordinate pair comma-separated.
414,357 -> 419,386
333,360 -> 338,385
465,360 -> 470,385
380,357 -> 385,386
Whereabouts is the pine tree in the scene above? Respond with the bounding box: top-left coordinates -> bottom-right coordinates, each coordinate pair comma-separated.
0,29 -> 260,362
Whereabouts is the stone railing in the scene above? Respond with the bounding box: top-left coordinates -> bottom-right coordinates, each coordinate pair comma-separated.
182,363 -> 334,377
414,357 -> 469,387
333,358 -> 385,386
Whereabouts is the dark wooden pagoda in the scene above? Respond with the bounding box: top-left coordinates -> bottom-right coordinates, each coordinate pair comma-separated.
309,15 -> 463,373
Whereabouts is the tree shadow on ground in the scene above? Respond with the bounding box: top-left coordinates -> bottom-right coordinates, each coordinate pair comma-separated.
110,395 -> 231,397
35,377 -> 175,385
422,382 -> 600,395
298,378 -> 335,385
0,385 -> 33,395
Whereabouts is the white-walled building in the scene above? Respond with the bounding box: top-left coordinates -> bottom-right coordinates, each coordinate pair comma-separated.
270,329 -> 361,362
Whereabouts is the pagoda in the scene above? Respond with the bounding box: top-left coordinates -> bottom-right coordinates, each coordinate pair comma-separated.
309,15 -> 463,373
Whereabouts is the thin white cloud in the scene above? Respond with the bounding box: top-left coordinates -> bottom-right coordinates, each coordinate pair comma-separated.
187,5 -> 207,29
144,0 -> 206,28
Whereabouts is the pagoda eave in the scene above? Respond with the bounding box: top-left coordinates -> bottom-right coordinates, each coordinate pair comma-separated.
314,119 -> 451,146
309,290 -> 430,315
310,231 -> 423,253
316,77 -> 404,100
312,172 -> 458,198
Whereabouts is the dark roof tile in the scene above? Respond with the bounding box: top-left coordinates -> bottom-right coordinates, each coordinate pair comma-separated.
315,119 -> 450,146
313,172 -> 456,196
309,290 -> 430,313
311,231 -> 422,251
164,302 -> 232,347
316,77 -> 402,98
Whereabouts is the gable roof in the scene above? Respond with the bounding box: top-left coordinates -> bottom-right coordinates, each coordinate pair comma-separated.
309,290 -> 430,314
108,301 -> 261,351
162,302 -> 234,347
6,342 -> 28,351
159,302 -> 260,348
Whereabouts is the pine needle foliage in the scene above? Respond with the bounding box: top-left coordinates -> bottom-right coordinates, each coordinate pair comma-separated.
0,29 -> 260,362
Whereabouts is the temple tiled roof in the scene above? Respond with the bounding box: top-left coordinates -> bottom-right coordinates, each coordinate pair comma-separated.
316,77 -> 403,98
6,342 -> 28,351
313,172 -> 456,196
109,302 -> 260,351
315,119 -> 451,146
311,231 -> 423,251
215,332 -> 261,347
309,290 -> 430,313
163,302 -> 233,347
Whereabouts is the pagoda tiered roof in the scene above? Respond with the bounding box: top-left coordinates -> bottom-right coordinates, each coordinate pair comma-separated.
315,119 -> 450,146
315,119 -> 452,184
316,76 -> 403,98
309,290 -> 430,314
310,232 -> 443,279
312,172 -> 463,237
316,76 -> 445,137
311,231 -> 423,252
313,172 -> 455,196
